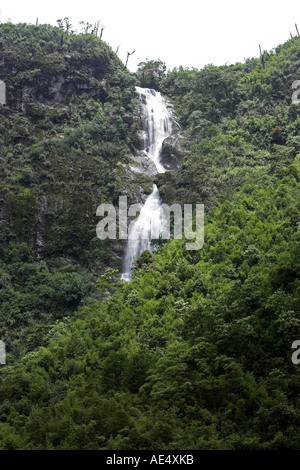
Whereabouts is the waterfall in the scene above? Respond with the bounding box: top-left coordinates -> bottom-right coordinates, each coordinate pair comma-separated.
121,87 -> 173,281
136,86 -> 172,174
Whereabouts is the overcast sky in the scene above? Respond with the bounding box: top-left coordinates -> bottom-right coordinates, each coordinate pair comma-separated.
1,0 -> 300,71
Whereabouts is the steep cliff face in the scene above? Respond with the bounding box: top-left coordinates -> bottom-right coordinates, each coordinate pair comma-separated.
1,24 -> 117,111
0,23 -> 143,271
0,23 -> 157,358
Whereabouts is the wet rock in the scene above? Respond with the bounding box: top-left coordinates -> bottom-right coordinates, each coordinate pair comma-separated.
129,151 -> 158,178
161,134 -> 184,170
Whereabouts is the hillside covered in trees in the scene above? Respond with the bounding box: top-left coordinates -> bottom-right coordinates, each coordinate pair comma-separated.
0,22 -> 299,450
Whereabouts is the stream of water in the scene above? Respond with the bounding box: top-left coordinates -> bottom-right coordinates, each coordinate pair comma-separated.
121,87 -> 173,281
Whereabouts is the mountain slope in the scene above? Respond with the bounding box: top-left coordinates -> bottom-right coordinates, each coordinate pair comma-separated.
0,25 -> 299,449
0,23 -> 144,359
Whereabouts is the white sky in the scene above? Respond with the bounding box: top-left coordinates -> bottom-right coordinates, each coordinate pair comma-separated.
1,0 -> 300,72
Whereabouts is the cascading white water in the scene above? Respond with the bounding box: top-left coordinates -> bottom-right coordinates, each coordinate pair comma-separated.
121,184 -> 166,281
121,87 -> 173,281
136,86 -> 172,174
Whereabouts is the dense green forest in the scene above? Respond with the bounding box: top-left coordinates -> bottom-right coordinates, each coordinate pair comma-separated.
0,22 -> 299,449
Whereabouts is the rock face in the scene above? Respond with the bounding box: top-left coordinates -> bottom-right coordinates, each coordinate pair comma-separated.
16,73 -> 107,112
129,150 -> 158,178
2,47 -> 112,112
161,134 -> 184,170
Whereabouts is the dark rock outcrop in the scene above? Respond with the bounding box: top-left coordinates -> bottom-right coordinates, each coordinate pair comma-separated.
161,134 -> 184,170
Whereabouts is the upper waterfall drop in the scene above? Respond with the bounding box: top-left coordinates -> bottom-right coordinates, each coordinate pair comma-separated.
121,86 -> 173,281
136,86 -> 172,173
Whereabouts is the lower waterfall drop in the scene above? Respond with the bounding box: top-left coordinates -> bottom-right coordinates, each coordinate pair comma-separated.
121,184 -> 165,282
121,87 -> 173,281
